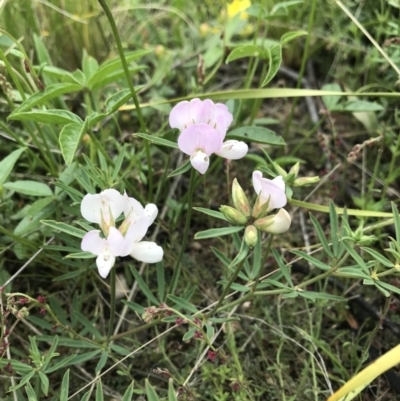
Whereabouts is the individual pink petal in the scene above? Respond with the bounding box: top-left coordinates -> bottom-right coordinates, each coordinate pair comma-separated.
96,253 -> 116,278
252,171 -> 287,210
106,226 -> 127,257
129,241 -> 164,263
81,230 -> 107,255
264,209 -> 291,234
215,140 -> 248,160
271,176 -> 285,192
144,204 -> 158,225
169,100 -> 191,131
196,99 -> 215,124
214,104 -> 233,138
123,216 -> 150,254
178,124 -> 222,156
190,150 -> 210,174
81,189 -> 124,225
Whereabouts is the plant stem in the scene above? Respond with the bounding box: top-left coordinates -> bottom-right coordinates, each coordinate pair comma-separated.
208,240 -> 248,318
169,168 -> 196,294
252,234 -> 273,292
107,267 -> 116,345
283,0 -> 317,141
97,0 -> 153,200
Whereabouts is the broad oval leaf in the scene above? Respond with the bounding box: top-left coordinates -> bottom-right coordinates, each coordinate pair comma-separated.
194,226 -> 244,239
262,45 -> 282,87
226,45 -> 265,64
3,180 -> 53,196
59,122 -> 86,165
10,83 -> 82,114
9,109 -> 83,125
226,126 -> 285,145
280,30 -> 308,46
0,147 -> 26,185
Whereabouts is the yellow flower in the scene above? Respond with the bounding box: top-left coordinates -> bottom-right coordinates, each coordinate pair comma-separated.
227,0 -> 251,20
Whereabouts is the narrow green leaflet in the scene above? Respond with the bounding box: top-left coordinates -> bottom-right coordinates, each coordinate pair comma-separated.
280,31 -> 308,46
73,310 -> 102,339
82,52 -> 99,82
343,241 -> 368,271
375,281 -> 400,296
226,45 -> 264,63
122,382 -> 135,401
309,214 -> 333,258
130,265 -> 160,305
361,247 -> 393,268
105,89 -> 132,114
25,381 -> 38,401
0,359 -> 33,375
299,291 -> 345,302
0,147 -> 26,185
10,83 -> 82,114
168,159 -> 191,177
193,207 -> 228,221
168,379 -> 178,401
95,379 -> 104,401
41,220 -> 86,238
134,132 -> 178,148
38,371 -> 49,395
334,267 -> 371,280
3,180 -> 53,197
182,327 -> 197,341
168,295 -> 199,314
9,370 -> 35,391
291,250 -> 331,271
25,197 -> 54,217
272,248 -> 293,286
194,226 -> 244,239
8,110 -> 83,125
145,379 -> 161,401
262,45 -> 282,87
226,126 -> 285,145
329,201 -> 339,257
392,202 -> 400,242
156,261 -> 165,302
59,122 -> 86,166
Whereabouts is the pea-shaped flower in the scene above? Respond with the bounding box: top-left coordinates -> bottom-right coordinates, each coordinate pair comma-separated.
80,189 -> 163,278
169,98 -> 248,174
252,170 -> 291,234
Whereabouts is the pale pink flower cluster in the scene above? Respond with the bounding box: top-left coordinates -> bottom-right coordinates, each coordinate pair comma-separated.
80,189 -> 163,278
169,98 -> 248,174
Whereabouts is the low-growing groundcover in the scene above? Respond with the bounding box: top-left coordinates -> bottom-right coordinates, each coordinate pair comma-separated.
1,0 -> 400,400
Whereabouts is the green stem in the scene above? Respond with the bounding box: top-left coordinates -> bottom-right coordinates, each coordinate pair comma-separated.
252,234 -> 273,292
97,0 -> 153,199
169,168 -> 196,294
107,267 -> 116,344
283,0 -> 317,141
208,240 -> 247,318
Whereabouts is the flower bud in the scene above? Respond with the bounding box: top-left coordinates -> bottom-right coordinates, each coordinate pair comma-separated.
220,205 -> 248,225
232,178 -> 251,217
293,176 -> 320,187
154,45 -> 165,58
273,163 -> 287,178
244,225 -> 258,247
288,162 -> 300,178
252,193 -> 271,219
199,23 -> 210,36
254,209 -> 291,234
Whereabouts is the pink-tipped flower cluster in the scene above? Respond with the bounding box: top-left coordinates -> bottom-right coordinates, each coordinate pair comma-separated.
80,189 -> 163,278
169,98 -> 248,174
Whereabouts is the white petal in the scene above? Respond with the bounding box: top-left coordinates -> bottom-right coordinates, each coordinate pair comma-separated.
144,204 -> 158,226
96,252 -> 116,278
81,189 -> 124,225
272,176 -> 286,192
252,170 -> 263,195
265,209 -> 291,234
123,192 -> 144,222
123,216 -> 150,252
81,230 -> 106,255
190,150 -> 210,174
107,226 -> 127,257
252,171 -> 287,210
215,140 -> 248,160
129,241 -> 164,263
